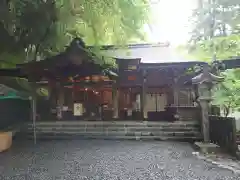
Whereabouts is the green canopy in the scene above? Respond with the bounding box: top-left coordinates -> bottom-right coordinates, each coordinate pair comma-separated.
0,91 -> 28,100
0,78 -> 48,98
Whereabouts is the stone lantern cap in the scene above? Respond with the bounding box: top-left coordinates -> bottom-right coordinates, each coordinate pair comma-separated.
192,65 -> 224,84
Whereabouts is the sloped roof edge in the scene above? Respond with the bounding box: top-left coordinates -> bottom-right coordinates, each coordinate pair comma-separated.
87,42 -> 170,50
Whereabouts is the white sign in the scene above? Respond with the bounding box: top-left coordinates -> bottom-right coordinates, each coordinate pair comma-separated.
74,103 -> 83,116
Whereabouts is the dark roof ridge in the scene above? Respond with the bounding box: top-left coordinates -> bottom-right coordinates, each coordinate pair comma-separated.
87,42 -> 170,50
140,61 -> 207,65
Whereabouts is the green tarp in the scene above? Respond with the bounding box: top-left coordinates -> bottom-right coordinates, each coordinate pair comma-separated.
0,91 -> 28,100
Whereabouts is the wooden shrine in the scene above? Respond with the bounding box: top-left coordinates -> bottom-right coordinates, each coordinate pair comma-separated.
0,38 -> 240,122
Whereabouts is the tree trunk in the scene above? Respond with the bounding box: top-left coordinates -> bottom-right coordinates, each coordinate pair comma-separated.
224,103 -> 231,117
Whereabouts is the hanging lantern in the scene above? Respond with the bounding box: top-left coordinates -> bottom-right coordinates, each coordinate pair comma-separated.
85,76 -> 90,82
95,91 -> 99,95
36,87 -> 49,97
102,76 -> 109,81
78,77 -> 84,82
69,77 -> 74,82
100,75 -> 105,81
92,75 -> 99,82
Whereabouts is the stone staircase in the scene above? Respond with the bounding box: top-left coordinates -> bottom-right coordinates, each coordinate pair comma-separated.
17,121 -> 202,141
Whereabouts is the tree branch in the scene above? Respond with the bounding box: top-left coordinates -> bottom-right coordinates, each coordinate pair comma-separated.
33,14 -> 57,61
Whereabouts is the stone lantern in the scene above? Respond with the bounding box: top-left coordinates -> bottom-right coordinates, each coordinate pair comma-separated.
192,64 -> 224,143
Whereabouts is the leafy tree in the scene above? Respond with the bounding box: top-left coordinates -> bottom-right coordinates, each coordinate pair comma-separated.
178,0 -> 240,118
212,69 -> 240,117
0,0 -> 59,66
0,0 -> 150,95
0,0 -> 150,67
178,0 -> 240,61
183,34 -> 240,61
190,0 -> 240,43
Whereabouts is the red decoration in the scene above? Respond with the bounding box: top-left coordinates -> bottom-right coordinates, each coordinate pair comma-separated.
128,76 -> 136,81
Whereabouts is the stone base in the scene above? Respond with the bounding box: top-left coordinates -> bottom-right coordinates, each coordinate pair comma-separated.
194,142 -> 220,154
0,132 -> 12,153
236,151 -> 240,160
19,121 -> 201,141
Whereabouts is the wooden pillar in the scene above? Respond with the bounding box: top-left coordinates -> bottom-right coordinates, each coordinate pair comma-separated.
155,94 -> 158,112
141,69 -> 148,120
31,95 -> 37,144
29,80 -> 37,144
127,88 -> 133,117
56,82 -> 64,120
46,81 -> 52,100
112,86 -> 119,119
173,76 -> 181,120
72,80 -> 75,105
173,77 -> 179,106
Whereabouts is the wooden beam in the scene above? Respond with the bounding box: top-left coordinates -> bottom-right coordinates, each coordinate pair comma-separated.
222,59 -> 240,69
0,68 -> 26,78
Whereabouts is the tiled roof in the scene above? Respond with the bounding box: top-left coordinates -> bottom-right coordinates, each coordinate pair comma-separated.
101,44 -> 195,63
87,42 -> 170,50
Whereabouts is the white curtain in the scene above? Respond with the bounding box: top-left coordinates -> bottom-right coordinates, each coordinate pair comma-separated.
146,94 -> 167,112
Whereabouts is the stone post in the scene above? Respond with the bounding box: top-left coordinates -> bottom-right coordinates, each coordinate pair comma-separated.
192,64 -> 223,143
198,83 -> 211,142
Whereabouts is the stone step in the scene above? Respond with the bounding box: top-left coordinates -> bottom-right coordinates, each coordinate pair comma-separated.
27,126 -> 200,129
22,130 -> 200,136
26,121 -> 200,128
18,133 -> 202,141
236,133 -> 240,144
29,124 -> 199,127
24,125 -> 200,132
26,126 -> 200,132
19,121 -> 201,141
26,122 -> 200,127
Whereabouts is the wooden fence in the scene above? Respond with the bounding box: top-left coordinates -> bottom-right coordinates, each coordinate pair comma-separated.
209,115 -> 239,157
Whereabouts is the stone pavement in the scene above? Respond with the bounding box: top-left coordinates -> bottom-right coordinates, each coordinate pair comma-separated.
193,151 -> 240,175
0,140 -> 239,180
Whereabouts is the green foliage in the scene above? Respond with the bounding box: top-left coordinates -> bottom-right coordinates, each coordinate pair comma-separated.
57,0 -> 150,66
190,0 -> 240,42
0,0 -> 59,65
67,0 -> 149,45
0,0 -> 150,65
212,69 -> 240,116
187,34 -> 240,61
179,0 -> 240,61
0,0 -> 150,93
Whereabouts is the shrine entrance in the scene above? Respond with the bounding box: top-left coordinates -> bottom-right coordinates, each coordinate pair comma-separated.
54,75 -> 115,121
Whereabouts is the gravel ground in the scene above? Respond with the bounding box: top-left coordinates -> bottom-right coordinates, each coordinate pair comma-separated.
0,140 -> 239,180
